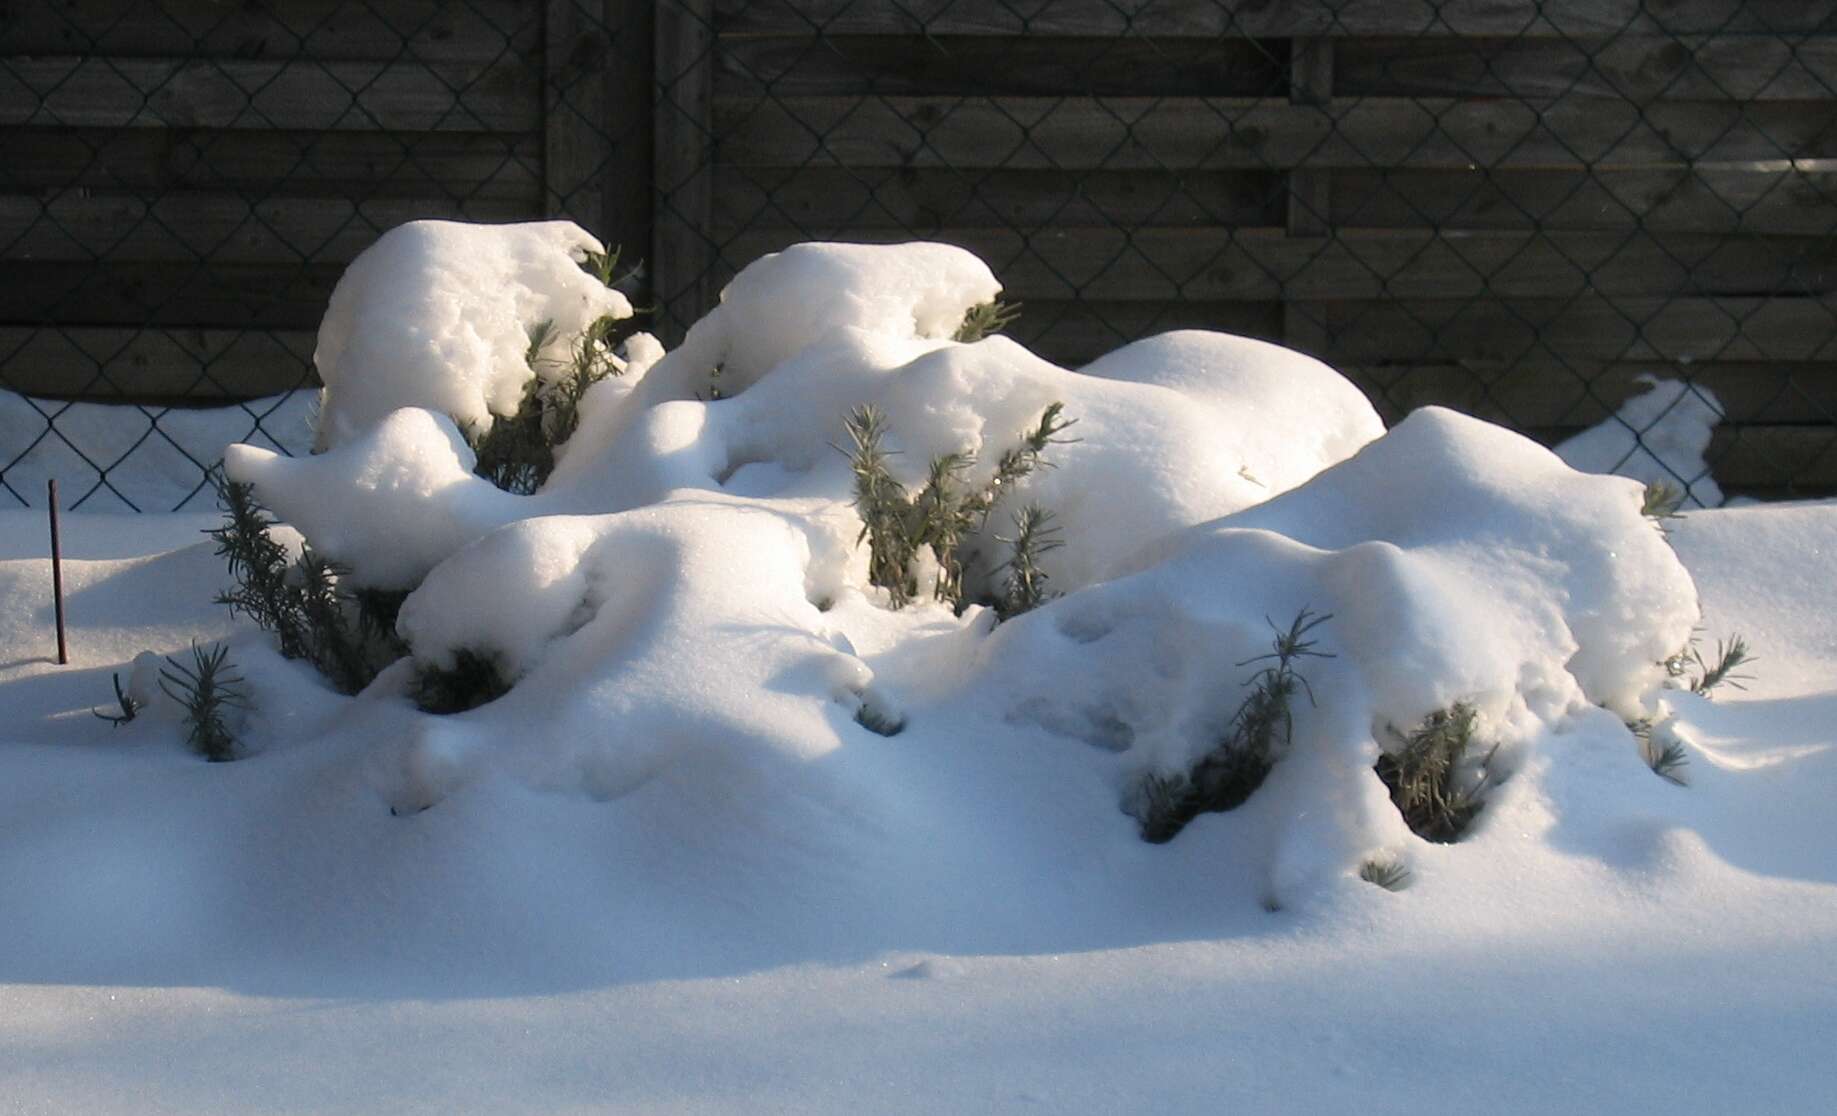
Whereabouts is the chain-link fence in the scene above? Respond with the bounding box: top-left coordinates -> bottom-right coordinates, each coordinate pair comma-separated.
6,1 -> 1836,509
0,0 -> 643,509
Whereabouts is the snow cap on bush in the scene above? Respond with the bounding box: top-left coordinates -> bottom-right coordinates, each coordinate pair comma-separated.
225,408 -> 524,589
311,220 -> 632,450
979,407 -> 1700,896
698,241 -> 1002,393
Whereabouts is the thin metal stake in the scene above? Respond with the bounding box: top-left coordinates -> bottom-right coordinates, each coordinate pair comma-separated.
48,478 -> 68,665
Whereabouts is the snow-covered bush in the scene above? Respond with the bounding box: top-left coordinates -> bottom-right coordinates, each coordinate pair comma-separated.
310,220 -> 644,453
1133,609 -> 1332,843
209,478 -> 405,695
1375,702 -> 1496,843
215,223 -> 1702,901
842,399 -> 1076,611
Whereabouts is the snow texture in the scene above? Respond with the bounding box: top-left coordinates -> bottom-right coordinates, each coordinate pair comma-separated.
311,220 -> 632,450
227,231 -> 1689,894
3,227 -> 1834,1114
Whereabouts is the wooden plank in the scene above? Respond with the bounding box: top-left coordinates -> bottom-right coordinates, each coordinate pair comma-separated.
546,0 -> 609,237
1342,361 -> 1837,427
0,326 -> 317,399
1324,372 -> 1837,496
0,129 -> 544,204
3,57 -> 539,132
713,95 -> 1837,171
716,227 -> 1837,302
1298,295 -> 1837,363
1282,301 -> 1332,361
1700,425 -> 1836,488
1289,35 -> 1333,351
654,0 -> 718,339
1500,424 -> 1837,491
1721,483 -> 1837,500
711,167 -> 1283,232
0,193 -> 534,264
716,0 -> 1837,38
1337,35 -> 1837,103
0,0 -> 538,63
712,173 -> 1837,277
1331,167 -> 1837,236
600,0 -> 656,269
716,35 -> 1283,97
1286,38 -> 1333,237
0,261 -> 341,329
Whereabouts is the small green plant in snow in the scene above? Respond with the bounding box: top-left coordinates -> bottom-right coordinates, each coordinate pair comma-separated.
1135,610 -> 1333,844
953,299 -> 1021,343
1375,702 -> 1497,843
92,672 -> 140,726
843,402 -> 1076,612
209,477 -> 406,695
1641,481 -> 1687,520
1359,858 -> 1411,891
411,648 -> 513,715
1685,635 -> 1754,696
160,641 -> 248,762
995,504 -> 1063,619
1630,717 -> 1691,786
469,245 -> 644,495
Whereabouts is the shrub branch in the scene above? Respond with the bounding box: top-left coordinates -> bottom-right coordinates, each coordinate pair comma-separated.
1136,610 -> 1333,843
1375,703 -> 1497,843
209,477 -> 405,694
159,641 -> 248,762
842,402 -> 1076,612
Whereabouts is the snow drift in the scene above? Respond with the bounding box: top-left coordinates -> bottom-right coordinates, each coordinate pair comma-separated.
209,224 -> 1701,904
9,223 -> 1837,1116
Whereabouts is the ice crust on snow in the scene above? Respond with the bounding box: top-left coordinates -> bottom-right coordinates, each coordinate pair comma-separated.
218,229 -> 1700,902
310,220 -> 632,450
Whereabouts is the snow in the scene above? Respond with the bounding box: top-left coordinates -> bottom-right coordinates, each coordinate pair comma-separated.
226,406 -> 518,589
1556,374 -> 1726,508
310,220 -> 633,450
2,228 -> 1835,1113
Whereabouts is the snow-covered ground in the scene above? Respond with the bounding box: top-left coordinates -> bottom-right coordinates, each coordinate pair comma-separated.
1,227 -> 1833,1113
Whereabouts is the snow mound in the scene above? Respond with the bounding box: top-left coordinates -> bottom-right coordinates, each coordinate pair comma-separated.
1079,330 -> 1380,494
670,240 -> 1003,395
213,231 -> 1705,909
980,406 -> 1696,895
236,238 -> 1385,600
225,407 -> 519,589
311,220 -> 633,450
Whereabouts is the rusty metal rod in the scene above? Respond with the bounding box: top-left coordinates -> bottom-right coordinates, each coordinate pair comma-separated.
48,479 -> 67,665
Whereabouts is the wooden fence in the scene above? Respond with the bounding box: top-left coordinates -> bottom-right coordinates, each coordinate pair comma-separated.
5,0 -> 1837,498
0,0 -> 646,401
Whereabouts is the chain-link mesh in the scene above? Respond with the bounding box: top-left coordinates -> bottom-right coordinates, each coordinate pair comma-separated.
6,1 -> 1836,508
0,0 -> 637,510
665,0 -> 1837,505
